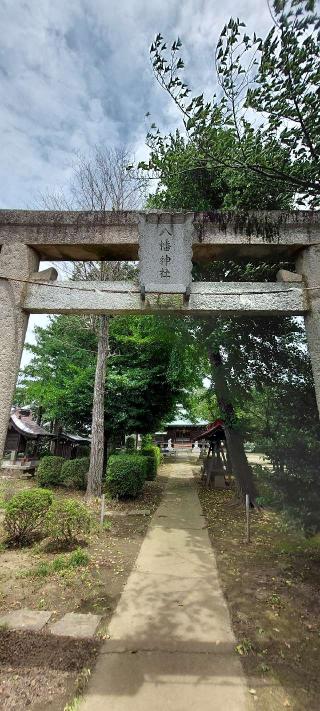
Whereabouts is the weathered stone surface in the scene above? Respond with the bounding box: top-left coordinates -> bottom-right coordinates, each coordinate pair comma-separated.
50,612 -> 101,639
139,213 -> 193,293
30,267 -> 58,282
276,269 -> 303,283
0,244 -> 39,459
0,608 -> 52,631
0,209 -> 320,261
24,280 -> 307,316
79,651 -> 249,711
296,246 -> 320,415
104,509 -> 151,517
78,464 -> 249,711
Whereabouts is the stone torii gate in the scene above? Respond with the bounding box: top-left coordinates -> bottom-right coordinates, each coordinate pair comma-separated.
0,209 -> 320,460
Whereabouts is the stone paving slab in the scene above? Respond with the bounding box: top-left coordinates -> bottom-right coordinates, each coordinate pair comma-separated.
0,608 -> 52,631
106,572 -> 233,652
49,612 -> 101,639
79,650 -> 250,711
105,509 -> 151,517
79,463 -> 251,710
134,526 -> 216,578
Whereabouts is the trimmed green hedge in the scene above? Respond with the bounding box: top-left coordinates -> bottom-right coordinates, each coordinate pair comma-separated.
61,457 -> 90,490
37,456 -> 65,487
105,454 -> 148,498
140,445 -> 161,481
4,488 -> 53,545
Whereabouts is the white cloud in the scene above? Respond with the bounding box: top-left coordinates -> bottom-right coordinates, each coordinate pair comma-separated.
0,0 -> 273,366
0,0 -> 272,208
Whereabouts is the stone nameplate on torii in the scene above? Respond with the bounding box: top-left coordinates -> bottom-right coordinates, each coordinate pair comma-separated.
138,213 -> 193,297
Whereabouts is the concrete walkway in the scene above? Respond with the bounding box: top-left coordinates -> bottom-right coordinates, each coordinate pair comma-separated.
79,464 -> 251,711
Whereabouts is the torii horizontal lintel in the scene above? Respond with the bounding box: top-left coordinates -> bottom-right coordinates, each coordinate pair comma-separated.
0,209 -> 319,261
24,280 -> 308,316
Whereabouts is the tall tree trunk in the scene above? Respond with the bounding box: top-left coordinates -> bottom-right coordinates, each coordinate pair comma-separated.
207,345 -> 257,502
50,419 -> 60,454
86,315 -> 108,498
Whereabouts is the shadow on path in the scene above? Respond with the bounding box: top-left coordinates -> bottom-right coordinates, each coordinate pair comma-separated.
79,463 -> 253,711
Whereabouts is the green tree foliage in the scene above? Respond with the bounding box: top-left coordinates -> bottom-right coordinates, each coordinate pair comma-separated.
145,0 -> 319,206
143,0 -> 320,522
17,313 -> 202,440
125,436 -> 136,452
146,130 -> 294,212
245,371 -> 320,534
145,123 -> 301,499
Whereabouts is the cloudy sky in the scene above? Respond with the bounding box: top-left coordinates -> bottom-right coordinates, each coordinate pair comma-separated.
0,0 -> 272,209
0,0 -> 272,365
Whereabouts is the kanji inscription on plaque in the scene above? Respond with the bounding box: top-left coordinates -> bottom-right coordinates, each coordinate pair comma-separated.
139,213 -> 193,293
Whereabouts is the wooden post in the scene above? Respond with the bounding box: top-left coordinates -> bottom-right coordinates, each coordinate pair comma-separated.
245,494 -> 250,543
86,315 -> 109,498
100,494 -> 105,529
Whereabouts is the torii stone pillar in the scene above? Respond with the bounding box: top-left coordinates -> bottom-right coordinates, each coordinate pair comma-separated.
0,244 -> 39,457
296,245 -> 320,415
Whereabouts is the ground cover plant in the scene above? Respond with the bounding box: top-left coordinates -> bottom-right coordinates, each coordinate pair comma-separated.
26,548 -> 90,578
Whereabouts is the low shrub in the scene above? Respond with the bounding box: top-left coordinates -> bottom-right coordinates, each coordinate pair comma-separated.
125,435 -> 136,452
46,499 -> 92,544
37,456 -> 65,488
140,445 -> 161,481
4,488 -> 53,545
141,434 -> 153,449
154,445 -> 162,467
61,457 -> 90,490
105,454 -> 148,499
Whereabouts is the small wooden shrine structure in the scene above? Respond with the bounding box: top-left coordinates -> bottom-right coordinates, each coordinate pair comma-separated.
2,408 -> 90,473
196,419 -> 230,488
53,432 -> 90,459
3,407 -> 53,471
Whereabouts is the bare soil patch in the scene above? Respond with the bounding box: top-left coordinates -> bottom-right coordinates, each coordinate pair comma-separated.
197,479 -> 320,711
0,472 -> 167,710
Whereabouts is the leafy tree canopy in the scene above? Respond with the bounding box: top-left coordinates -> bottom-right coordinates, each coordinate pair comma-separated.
17,314 -> 203,438
142,0 -> 319,206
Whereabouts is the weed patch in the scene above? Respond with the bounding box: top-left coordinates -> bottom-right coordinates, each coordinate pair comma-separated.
25,548 -> 90,578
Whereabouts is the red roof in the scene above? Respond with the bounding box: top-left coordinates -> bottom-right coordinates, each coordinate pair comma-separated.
193,419 -> 225,441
